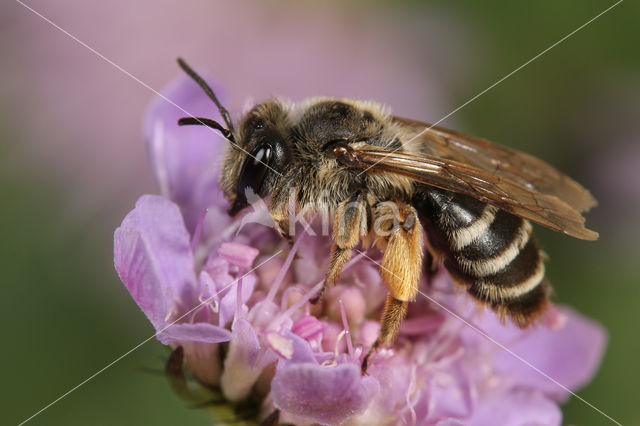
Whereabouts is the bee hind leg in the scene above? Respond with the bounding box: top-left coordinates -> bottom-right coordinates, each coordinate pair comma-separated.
362,202 -> 423,373
311,191 -> 369,304
362,295 -> 408,373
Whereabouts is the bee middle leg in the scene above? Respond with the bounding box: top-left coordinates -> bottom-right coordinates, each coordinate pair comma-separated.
362,201 -> 424,372
424,250 -> 442,286
311,191 -> 370,304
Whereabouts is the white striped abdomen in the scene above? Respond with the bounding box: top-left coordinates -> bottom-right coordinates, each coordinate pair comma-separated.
415,187 -> 549,327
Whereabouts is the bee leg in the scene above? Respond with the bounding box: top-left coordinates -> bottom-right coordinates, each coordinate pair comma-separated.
311,246 -> 349,304
269,171 -> 301,243
363,202 -> 423,373
311,191 -> 369,304
362,296 -> 408,373
424,250 -> 441,286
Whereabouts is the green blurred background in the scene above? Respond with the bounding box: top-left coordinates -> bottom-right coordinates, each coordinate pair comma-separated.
2,1 -> 638,424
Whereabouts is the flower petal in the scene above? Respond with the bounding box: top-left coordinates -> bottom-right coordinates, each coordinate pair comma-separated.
203,257 -> 232,291
352,362 -> 412,425
467,389 -> 561,426
114,195 -> 197,337
221,318 -> 262,402
218,242 -> 260,268
422,366 -> 473,423
219,274 -> 257,326
491,306 -> 607,401
160,322 -> 232,343
143,71 -> 229,232
266,332 -> 295,359
271,362 -> 379,425
280,331 -> 318,365
291,315 -> 324,341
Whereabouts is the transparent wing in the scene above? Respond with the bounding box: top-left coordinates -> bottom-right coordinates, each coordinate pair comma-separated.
347,145 -> 598,240
393,116 -> 597,213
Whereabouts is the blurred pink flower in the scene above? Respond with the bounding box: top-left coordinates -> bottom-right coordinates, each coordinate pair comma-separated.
114,68 -> 606,425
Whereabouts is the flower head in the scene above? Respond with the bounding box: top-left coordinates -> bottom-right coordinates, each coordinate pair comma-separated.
114,73 -> 606,425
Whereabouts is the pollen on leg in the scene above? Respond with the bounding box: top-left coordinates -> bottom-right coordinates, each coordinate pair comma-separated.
363,202 -> 424,373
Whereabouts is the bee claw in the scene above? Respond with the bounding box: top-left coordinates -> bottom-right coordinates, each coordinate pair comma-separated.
361,338 -> 381,375
361,351 -> 373,375
310,280 -> 329,305
309,295 -> 321,305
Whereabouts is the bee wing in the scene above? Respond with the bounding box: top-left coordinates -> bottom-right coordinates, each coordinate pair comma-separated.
349,146 -> 599,241
392,116 -> 597,213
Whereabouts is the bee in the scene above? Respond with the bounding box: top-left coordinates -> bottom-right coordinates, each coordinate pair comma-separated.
176,58 -> 598,371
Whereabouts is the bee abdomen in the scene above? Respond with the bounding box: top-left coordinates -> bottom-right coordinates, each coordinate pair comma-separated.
416,188 -> 549,327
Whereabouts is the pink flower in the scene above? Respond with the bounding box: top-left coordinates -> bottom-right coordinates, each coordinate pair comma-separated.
114,72 -> 606,425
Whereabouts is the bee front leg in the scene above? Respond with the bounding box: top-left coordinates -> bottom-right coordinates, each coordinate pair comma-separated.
311,191 -> 369,304
269,170 -> 301,244
362,202 -> 424,373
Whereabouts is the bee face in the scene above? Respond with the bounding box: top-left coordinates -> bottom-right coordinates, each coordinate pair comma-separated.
221,100 -> 293,216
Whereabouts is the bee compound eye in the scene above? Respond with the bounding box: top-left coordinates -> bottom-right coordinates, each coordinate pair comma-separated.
238,144 -> 272,198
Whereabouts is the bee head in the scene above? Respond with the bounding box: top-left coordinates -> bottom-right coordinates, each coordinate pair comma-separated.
224,102 -> 292,216
175,58 -> 292,217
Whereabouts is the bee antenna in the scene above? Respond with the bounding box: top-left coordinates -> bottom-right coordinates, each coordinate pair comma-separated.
176,57 -> 235,135
177,117 -> 235,143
